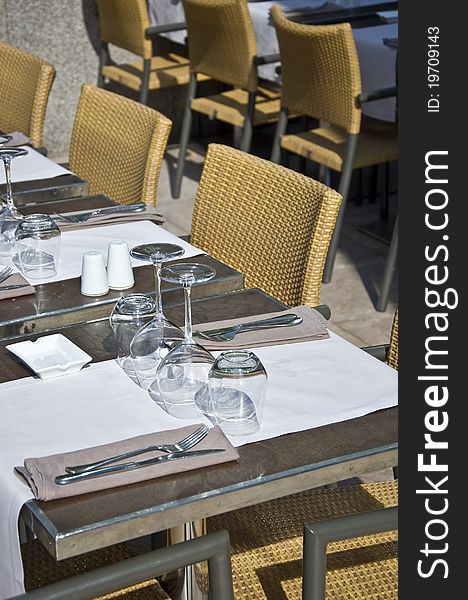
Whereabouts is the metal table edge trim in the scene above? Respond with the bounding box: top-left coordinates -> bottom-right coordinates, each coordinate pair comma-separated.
23,442 -> 398,541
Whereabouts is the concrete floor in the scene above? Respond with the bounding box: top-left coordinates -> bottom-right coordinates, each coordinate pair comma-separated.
156,145 -> 398,348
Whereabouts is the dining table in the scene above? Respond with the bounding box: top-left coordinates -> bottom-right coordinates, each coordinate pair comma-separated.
0,145 -> 88,207
1,124 -> 397,600
148,0 -> 398,122
0,190 -> 246,341
0,285 -> 398,600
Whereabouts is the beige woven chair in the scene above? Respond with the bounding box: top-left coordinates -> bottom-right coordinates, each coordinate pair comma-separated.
388,307 -> 398,370
173,0 -> 284,198
96,0 -> 208,104
190,144 -> 342,307
22,540 -> 169,600
208,308 -> 399,599
68,84 -> 171,206
270,6 -> 398,284
0,42 -> 55,147
21,531 -> 234,599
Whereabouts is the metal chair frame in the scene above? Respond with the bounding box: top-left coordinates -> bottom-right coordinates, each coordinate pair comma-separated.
302,507 -> 398,600
12,531 -> 234,600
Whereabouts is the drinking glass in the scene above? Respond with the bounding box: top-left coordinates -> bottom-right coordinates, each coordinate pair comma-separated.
155,263 -> 216,419
15,214 -> 61,279
206,350 -> 267,436
109,294 -> 156,379
0,147 -> 28,258
129,244 -> 185,391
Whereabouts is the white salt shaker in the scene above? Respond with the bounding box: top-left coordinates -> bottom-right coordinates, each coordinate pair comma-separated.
81,251 -> 109,296
107,240 -> 134,290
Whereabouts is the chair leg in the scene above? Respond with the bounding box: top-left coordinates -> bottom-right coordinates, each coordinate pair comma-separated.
173,73 -> 197,199
379,162 -> 389,221
376,215 -> 398,312
322,134 -> 359,283
271,107 -> 289,163
318,165 -> 331,187
240,91 -> 256,152
139,59 -> 151,104
369,165 -> 378,203
97,43 -> 109,87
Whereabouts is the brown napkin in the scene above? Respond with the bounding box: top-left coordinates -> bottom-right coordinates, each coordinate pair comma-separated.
1,131 -> 31,147
193,305 -> 329,350
0,272 -> 35,300
16,424 -> 238,501
54,206 -> 165,231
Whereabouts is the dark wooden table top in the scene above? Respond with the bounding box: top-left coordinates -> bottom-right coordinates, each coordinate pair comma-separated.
1,289 -> 398,560
292,1 -> 398,27
0,196 -> 244,341
1,174 -> 89,207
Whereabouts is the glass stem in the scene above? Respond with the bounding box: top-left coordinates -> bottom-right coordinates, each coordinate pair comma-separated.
184,284 -> 193,343
3,159 -> 14,210
152,259 -> 164,318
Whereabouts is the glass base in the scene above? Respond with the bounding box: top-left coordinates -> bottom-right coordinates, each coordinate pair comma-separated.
157,376 -> 206,419
210,388 -> 259,436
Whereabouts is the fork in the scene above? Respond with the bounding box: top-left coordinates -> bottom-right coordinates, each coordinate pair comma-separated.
64,424 -> 210,475
0,266 -> 13,284
195,314 -> 303,342
56,203 -> 146,224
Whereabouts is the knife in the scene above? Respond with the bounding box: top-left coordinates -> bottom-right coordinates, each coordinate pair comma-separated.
84,203 -> 147,216
54,448 -> 225,485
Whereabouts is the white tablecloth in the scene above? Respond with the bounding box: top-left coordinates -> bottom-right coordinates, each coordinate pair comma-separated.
148,0 -> 397,121
0,332 -> 397,598
5,221 -> 204,286
0,147 -> 72,185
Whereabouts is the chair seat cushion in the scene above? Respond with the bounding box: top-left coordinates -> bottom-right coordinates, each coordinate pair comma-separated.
191,86 -> 281,127
103,53 -> 209,91
281,122 -> 398,171
208,480 -> 398,599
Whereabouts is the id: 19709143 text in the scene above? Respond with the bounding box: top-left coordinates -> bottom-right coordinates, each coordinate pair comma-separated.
427,27 -> 440,113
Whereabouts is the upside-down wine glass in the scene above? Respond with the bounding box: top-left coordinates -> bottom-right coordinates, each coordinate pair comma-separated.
0,147 -> 28,258
155,263 -> 216,419
129,243 -> 185,391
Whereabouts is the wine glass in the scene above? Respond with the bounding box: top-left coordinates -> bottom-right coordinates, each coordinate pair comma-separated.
129,243 -> 185,391
155,263 -> 216,419
0,147 -> 28,258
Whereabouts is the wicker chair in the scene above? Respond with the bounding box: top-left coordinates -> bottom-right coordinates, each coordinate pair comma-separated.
0,42 -> 55,148
208,308 -> 399,599
68,84 -> 171,206
20,531 -> 234,600
270,7 -> 398,284
190,144 -> 342,307
172,0 -> 284,198
96,0 -> 208,105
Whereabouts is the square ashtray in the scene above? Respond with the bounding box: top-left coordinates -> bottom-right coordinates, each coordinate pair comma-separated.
6,334 -> 92,380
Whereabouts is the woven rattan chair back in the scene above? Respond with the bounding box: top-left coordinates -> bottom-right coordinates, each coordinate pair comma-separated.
0,42 -> 55,147
388,307 -> 398,370
191,144 -> 341,307
69,84 -> 171,206
183,0 -> 258,91
271,6 -> 362,134
97,0 -> 152,59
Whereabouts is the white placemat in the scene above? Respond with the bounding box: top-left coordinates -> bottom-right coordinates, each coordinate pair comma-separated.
5,221 -> 204,286
0,332 -> 397,598
0,147 -> 72,184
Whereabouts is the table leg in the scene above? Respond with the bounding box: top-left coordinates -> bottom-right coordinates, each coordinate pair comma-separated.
159,521 -> 209,600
